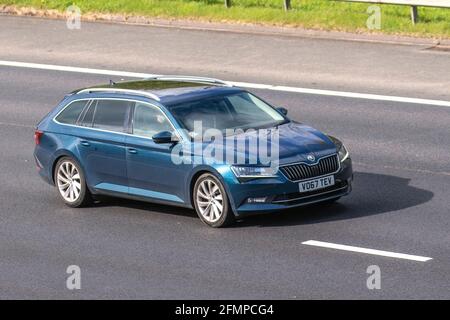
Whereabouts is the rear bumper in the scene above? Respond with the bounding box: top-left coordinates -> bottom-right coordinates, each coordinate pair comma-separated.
34,151 -> 54,185
229,157 -> 353,216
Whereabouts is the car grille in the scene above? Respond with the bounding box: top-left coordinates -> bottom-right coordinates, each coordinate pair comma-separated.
280,154 -> 339,181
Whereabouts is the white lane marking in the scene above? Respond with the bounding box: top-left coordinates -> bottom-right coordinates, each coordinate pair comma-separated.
1,60 -> 450,108
231,81 -> 450,107
302,240 -> 432,262
0,60 -> 158,78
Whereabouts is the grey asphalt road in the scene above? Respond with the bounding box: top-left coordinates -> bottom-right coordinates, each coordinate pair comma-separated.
1,15 -> 450,100
0,16 -> 449,299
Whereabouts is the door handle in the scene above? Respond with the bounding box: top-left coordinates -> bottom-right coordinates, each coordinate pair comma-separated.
80,141 -> 90,147
128,148 -> 138,154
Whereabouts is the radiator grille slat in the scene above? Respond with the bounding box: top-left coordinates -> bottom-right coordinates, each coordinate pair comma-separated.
280,155 -> 339,181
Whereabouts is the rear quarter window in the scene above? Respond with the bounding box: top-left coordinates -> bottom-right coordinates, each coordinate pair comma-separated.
55,100 -> 88,125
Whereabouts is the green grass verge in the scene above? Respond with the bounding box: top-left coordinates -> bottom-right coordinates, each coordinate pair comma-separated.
1,0 -> 450,38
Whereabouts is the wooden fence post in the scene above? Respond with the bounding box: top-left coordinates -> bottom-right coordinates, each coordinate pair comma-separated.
410,5 -> 418,24
284,0 -> 292,11
225,0 -> 231,8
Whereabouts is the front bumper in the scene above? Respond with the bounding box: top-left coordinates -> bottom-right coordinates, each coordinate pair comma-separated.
225,157 -> 353,216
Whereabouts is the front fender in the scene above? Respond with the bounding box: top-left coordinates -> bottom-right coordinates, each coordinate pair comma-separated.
186,164 -> 239,215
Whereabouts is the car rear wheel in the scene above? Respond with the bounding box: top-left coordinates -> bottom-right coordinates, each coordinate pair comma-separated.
193,173 -> 234,228
54,157 -> 92,207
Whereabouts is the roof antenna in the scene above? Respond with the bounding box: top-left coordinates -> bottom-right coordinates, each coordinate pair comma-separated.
109,79 -> 116,86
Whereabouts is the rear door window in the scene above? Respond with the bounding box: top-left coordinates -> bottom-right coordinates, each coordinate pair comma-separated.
92,100 -> 132,133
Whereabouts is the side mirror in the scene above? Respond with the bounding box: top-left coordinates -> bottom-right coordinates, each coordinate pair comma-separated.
277,107 -> 288,116
152,131 -> 178,144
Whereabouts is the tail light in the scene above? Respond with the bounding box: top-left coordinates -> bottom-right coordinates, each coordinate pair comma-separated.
34,130 -> 43,145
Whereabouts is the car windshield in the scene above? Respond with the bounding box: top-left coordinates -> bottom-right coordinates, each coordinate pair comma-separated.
167,92 -> 288,134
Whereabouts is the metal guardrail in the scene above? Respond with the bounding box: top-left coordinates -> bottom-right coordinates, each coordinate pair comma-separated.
223,0 -> 450,19
334,0 -> 450,6
333,0 -> 450,24
224,0 -> 292,11
223,0 -> 449,24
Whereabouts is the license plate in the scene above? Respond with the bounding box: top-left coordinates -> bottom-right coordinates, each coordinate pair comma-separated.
299,175 -> 335,193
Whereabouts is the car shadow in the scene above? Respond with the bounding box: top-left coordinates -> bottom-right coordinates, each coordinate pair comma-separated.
92,196 -> 198,219
93,171 -> 434,227
233,171 -> 434,228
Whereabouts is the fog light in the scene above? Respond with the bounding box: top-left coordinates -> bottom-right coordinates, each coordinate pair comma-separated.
247,197 -> 267,204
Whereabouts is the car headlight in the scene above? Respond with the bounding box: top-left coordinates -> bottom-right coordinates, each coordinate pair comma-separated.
231,166 -> 278,179
338,143 -> 349,162
328,135 -> 350,162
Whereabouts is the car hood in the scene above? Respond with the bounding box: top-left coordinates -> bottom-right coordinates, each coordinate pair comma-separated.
189,121 -> 337,166
268,121 -> 337,164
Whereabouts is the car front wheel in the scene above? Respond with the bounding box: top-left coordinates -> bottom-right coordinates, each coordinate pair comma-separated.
193,173 -> 234,228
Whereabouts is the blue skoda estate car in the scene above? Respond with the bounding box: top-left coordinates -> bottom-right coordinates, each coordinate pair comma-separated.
34,76 -> 352,227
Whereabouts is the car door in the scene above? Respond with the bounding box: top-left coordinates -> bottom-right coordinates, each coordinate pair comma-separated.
76,98 -> 131,193
125,101 -> 186,204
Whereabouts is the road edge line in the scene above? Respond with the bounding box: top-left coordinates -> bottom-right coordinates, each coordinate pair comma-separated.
1,60 -> 450,108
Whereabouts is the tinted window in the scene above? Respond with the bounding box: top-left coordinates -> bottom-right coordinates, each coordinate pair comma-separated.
92,100 -> 131,132
133,103 -> 174,138
79,101 -> 95,127
56,100 -> 87,124
169,92 -> 285,133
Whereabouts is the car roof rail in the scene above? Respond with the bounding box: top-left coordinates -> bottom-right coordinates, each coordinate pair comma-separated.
148,75 -> 232,87
75,88 -> 161,101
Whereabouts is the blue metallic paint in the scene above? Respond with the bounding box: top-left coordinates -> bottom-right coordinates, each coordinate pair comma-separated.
34,85 -> 352,218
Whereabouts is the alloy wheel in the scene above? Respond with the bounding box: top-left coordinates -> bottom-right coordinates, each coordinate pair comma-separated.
56,161 -> 82,203
196,178 -> 224,223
